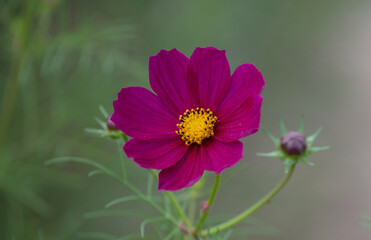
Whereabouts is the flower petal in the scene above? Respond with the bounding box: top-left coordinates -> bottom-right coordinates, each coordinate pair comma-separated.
112,87 -> 178,140
158,146 -> 205,191
215,64 -> 264,119
124,136 -> 188,170
189,47 -> 231,111
214,95 -> 263,142
149,49 -> 196,114
202,139 -> 243,174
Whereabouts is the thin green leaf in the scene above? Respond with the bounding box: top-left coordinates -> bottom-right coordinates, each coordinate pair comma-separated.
115,139 -> 127,180
140,217 -> 167,238
147,174 -> 154,198
163,229 -> 178,240
222,229 -> 233,240
99,105 -> 109,118
298,116 -> 305,134
45,156 -> 121,182
164,194 -> 171,215
306,126 -> 323,146
85,128 -> 105,135
262,128 -> 279,146
279,121 -> 288,135
84,209 -> 150,220
105,196 -> 141,208
95,117 -> 107,129
88,169 -> 103,177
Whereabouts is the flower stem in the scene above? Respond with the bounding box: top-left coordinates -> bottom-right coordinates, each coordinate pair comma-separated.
147,170 -> 192,232
201,164 -> 296,236
195,174 -> 220,233
124,180 -> 178,225
115,139 -> 127,181
165,191 -> 192,229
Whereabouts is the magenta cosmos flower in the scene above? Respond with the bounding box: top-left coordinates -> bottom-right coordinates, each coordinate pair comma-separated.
112,47 -> 264,191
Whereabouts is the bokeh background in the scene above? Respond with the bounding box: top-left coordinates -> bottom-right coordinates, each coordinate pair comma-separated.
1,0 -> 371,239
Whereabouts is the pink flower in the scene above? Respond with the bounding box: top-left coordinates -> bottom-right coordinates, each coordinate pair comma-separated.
112,47 -> 264,191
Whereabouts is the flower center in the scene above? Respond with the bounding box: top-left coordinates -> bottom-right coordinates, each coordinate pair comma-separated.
176,108 -> 217,145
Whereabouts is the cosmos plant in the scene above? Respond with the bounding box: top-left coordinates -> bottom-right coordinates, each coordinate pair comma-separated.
46,47 -> 328,239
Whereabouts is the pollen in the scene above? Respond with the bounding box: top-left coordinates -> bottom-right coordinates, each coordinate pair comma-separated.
176,108 -> 217,145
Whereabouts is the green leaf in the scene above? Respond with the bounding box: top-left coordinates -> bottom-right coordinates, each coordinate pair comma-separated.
88,169 -> 103,177
262,128 -> 280,147
45,156 -> 121,182
279,121 -> 288,135
95,117 -> 107,129
222,229 -> 233,240
298,116 -> 305,134
164,194 -> 171,215
105,196 -> 141,208
84,209 -> 150,220
99,105 -> 109,118
163,229 -> 178,240
306,126 -> 323,146
140,217 -> 167,238
147,174 -> 154,198
85,128 -> 105,135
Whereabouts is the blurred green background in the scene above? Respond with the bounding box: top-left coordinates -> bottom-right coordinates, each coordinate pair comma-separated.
1,0 -> 371,239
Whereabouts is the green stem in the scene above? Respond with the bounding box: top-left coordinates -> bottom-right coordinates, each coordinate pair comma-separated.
121,179 -> 177,225
165,191 -> 193,233
195,174 -> 220,233
112,145 -> 176,225
201,164 -> 295,236
148,170 -> 192,233
115,139 -> 127,181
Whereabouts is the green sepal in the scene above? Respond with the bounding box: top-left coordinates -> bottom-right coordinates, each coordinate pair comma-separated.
299,157 -> 315,166
306,126 -> 323,146
284,158 -> 295,174
257,151 -> 284,159
262,127 -> 280,147
280,120 -> 288,135
308,146 -> 330,154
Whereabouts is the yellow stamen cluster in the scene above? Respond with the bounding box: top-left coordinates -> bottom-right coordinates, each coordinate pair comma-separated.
176,107 -> 217,145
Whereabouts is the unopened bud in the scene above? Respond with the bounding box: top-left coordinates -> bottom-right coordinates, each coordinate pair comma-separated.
201,201 -> 210,213
106,115 -> 119,131
280,131 -> 306,156
178,221 -> 188,235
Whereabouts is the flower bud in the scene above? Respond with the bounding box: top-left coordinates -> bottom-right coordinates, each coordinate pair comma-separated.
201,201 -> 210,213
280,131 -> 306,156
106,115 -> 119,131
178,221 -> 188,235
